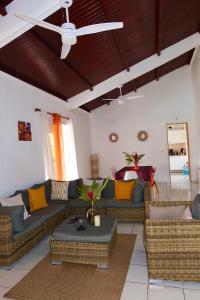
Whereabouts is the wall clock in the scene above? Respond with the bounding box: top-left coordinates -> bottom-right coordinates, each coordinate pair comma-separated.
137,130 -> 148,141
109,133 -> 118,143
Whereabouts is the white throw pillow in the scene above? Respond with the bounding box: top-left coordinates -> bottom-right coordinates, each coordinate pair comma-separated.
181,207 -> 193,219
149,205 -> 186,219
51,181 -> 68,200
0,194 -> 29,219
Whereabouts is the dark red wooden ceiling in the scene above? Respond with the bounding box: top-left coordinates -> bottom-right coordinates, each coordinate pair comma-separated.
0,0 -> 13,16
0,0 -> 199,111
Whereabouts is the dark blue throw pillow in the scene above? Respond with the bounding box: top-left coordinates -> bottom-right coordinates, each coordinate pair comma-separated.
0,205 -> 24,233
68,178 -> 83,198
101,180 -> 115,198
192,194 -> 200,219
132,178 -> 145,205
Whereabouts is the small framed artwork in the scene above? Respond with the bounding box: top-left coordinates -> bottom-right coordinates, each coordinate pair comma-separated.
18,121 -> 32,141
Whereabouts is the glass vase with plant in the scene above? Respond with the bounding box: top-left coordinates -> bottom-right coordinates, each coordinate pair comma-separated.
78,178 -> 109,225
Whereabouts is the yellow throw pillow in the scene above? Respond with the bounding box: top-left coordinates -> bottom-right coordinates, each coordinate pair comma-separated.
115,180 -> 135,200
28,186 -> 48,212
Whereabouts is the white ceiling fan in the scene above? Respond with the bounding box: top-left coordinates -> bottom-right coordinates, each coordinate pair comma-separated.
15,0 -> 123,60
102,85 -> 144,105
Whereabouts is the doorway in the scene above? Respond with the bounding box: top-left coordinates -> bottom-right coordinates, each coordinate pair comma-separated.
167,123 -> 191,189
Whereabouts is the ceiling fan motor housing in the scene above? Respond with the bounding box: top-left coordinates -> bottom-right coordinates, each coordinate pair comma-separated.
61,0 -> 73,8
61,23 -> 77,45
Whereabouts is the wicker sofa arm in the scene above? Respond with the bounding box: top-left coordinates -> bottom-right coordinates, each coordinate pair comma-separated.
145,218 -> 200,252
145,200 -> 192,218
0,215 -> 13,244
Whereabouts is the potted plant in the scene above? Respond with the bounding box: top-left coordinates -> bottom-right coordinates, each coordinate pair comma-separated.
123,152 -> 145,170
78,178 -> 109,225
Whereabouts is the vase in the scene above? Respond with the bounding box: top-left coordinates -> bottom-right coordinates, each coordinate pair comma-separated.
86,207 -> 97,225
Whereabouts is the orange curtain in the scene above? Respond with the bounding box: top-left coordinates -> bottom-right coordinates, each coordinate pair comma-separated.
52,114 -> 64,180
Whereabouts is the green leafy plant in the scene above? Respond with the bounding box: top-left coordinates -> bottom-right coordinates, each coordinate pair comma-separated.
123,152 -> 145,166
78,177 -> 109,205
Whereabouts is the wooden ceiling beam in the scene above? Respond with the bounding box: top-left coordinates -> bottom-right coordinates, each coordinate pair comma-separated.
31,30 -> 93,91
131,80 -> 137,92
0,64 -> 66,100
155,68 -> 160,81
99,0 -> 130,72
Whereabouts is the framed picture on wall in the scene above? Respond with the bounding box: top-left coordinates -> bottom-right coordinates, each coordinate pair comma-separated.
18,121 -> 32,141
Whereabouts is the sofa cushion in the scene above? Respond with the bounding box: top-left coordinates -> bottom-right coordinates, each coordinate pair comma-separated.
31,180 -> 51,201
101,180 -> 115,198
28,186 -> 48,212
115,180 -> 134,200
192,194 -> 200,219
11,190 -> 30,213
51,181 -> 68,200
13,215 -> 46,240
0,205 -> 24,233
132,178 -> 145,206
105,198 -> 144,208
68,178 -> 83,198
69,198 -> 90,208
48,199 -> 70,207
150,205 -> 186,219
1,194 -> 29,219
30,202 -> 66,220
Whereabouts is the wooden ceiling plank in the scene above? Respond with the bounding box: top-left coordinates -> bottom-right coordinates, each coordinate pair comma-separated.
99,0 -> 130,72
31,30 -> 93,91
156,0 -> 161,56
0,2 -> 7,16
66,33 -> 200,109
0,64 -> 66,100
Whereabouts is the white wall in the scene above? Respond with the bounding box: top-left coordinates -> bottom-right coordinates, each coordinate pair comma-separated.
91,66 -> 198,183
190,48 -> 200,167
0,72 -> 91,197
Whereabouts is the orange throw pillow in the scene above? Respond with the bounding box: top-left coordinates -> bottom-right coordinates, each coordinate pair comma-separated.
28,186 -> 48,212
115,180 -> 135,200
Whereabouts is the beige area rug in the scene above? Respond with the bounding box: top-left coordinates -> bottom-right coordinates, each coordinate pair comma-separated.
5,234 -> 136,300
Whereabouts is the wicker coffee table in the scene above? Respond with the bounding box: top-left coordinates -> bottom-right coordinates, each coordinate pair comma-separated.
50,216 -> 117,268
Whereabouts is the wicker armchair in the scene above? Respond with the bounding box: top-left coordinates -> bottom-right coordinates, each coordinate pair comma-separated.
145,200 -> 200,281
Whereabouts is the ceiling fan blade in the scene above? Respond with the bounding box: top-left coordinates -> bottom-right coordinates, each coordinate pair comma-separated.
15,13 -> 62,35
125,95 -> 144,100
60,44 -> 71,59
76,22 -> 123,36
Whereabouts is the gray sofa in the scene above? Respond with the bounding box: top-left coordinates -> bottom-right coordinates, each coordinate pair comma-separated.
0,178 -> 151,267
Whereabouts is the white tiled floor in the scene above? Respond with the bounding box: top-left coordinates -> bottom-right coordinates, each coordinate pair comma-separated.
1,182 -> 200,300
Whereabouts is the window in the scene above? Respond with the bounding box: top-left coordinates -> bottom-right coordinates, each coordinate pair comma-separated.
48,117 -> 78,181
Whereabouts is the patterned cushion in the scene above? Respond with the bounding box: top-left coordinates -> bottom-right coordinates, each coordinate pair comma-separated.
51,181 -> 68,200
